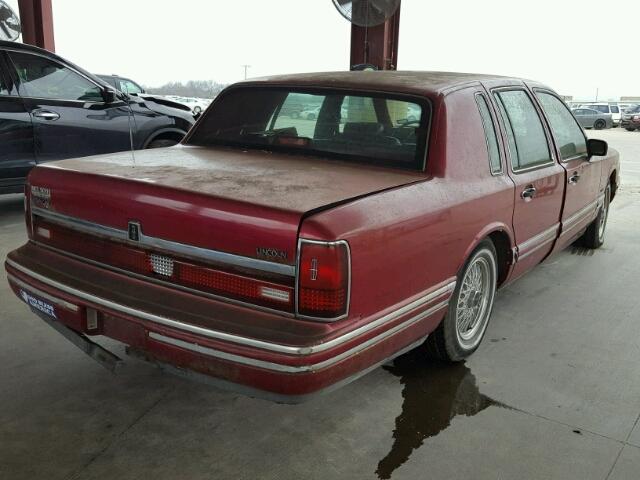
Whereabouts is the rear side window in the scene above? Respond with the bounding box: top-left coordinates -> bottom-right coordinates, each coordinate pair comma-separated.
494,90 -> 552,170
475,94 -> 502,174
188,88 -> 430,170
610,106 -> 619,113
535,91 -> 587,160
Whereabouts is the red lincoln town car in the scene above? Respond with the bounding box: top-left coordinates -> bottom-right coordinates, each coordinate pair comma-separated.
5,71 -> 620,402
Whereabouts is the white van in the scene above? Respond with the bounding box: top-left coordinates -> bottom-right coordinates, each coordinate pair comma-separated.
581,103 -> 622,126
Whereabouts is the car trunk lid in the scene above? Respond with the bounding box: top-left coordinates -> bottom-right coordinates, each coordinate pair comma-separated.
27,145 -> 426,267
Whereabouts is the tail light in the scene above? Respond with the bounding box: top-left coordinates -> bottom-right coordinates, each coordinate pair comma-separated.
296,240 -> 350,320
32,218 -> 294,311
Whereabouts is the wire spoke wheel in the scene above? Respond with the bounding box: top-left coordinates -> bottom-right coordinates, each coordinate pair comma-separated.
454,248 -> 497,351
598,185 -> 611,243
423,239 -> 498,361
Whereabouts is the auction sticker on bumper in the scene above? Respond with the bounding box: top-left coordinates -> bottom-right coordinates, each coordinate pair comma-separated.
19,289 -> 57,319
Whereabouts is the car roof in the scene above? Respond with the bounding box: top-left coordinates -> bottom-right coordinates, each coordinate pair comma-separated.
237,70 -> 544,97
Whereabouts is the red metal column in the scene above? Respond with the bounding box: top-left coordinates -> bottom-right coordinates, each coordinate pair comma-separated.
17,0 -> 55,51
349,4 -> 400,70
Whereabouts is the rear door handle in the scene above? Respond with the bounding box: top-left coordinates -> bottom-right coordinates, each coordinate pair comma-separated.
521,185 -> 537,200
568,172 -> 581,184
32,109 -> 60,121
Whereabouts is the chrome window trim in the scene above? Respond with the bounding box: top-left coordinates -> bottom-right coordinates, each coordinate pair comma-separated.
561,153 -> 588,163
31,207 -> 295,277
510,159 -> 557,174
149,299 -> 448,373
294,238 -> 352,322
6,258 -> 455,356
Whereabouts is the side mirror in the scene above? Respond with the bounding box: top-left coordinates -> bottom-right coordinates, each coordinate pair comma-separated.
587,138 -> 608,158
102,88 -> 117,103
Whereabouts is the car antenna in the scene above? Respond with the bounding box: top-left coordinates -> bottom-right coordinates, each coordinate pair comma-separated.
117,89 -> 136,167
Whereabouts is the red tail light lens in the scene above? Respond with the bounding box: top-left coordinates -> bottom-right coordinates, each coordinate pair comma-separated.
297,240 -> 350,319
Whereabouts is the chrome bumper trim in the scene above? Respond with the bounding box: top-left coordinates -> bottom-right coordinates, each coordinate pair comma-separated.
149,300 -> 447,373
6,258 -> 454,356
7,273 -> 79,312
31,207 -> 295,277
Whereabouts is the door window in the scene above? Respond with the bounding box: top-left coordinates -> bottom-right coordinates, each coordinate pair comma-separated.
475,94 -> 502,174
610,105 -> 619,114
8,52 -> 103,102
119,79 -> 143,94
494,89 -> 552,170
535,91 -> 587,160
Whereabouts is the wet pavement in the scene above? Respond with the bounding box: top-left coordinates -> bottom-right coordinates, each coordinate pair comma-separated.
376,354 -> 508,479
1,129 -> 640,479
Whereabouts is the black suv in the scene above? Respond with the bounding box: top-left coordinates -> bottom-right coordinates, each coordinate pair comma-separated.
0,41 -> 195,194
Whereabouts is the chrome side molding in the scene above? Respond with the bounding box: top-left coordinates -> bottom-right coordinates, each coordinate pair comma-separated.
517,224 -> 559,261
560,200 -> 598,237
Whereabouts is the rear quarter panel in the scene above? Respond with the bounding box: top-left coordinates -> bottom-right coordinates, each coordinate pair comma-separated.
300,87 -> 516,324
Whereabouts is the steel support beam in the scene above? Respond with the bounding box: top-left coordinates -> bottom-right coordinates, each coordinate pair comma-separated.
17,0 -> 55,51
349,3 -> 400,70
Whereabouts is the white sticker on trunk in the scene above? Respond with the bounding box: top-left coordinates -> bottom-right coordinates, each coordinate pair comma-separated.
20,290 -> 57,319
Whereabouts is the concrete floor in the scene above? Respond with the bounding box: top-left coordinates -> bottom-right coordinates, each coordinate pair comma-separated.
1,129 -> 639,480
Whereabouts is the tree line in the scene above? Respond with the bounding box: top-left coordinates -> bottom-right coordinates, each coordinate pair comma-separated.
145,80 -> 228,99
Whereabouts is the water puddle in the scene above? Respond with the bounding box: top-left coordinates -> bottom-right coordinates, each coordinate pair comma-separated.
376,351 -> 508,479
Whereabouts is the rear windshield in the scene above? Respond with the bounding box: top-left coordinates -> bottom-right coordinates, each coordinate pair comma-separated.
186,87 -> 430,170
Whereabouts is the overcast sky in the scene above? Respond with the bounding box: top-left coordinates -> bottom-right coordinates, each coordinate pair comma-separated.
6,0 -> 640,100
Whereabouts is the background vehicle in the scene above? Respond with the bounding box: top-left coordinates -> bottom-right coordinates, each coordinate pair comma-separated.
6,72 -> 619,401
580,103 -> 621,126
572,108 -> 613,130
97,74 -> 145,95
0,40 -> 195,194
299,105 -> 320,120
621,105 -> 640,131
167,96 -> 210,115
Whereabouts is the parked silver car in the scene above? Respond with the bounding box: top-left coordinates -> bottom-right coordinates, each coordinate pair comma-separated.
580,103 -> 621,126
571,108 -> 613,130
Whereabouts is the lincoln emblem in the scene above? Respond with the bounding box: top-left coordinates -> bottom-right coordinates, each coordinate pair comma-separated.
128,221 -> 141,241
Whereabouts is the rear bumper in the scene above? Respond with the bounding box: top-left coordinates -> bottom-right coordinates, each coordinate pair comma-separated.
5,243 -> 453,401
621,119 -> 640,128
